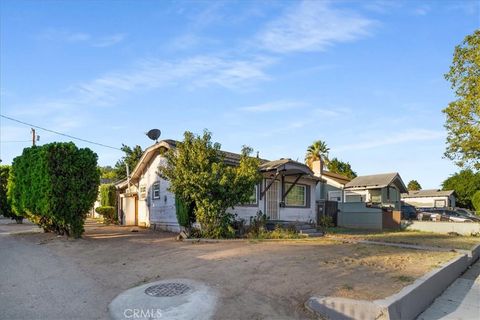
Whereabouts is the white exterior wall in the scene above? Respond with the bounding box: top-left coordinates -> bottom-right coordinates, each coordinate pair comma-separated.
229,177 -> 317,223
402,196 -> 454,208
122,154 -> 318,230
137,155 -> 178,231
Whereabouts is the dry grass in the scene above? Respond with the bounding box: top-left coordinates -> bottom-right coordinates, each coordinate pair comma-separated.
327,228 -> 480,250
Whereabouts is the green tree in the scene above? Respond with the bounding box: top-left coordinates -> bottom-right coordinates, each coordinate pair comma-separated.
99,166 -> 117,180
8,143 -> 100,238
407,180 -> 422,191
114,144 -> 143,180
0,165 -> 22,223
442,169 -> 480,209
326,158 -> 357,179
472,191 -> 480,214
443,30 -> 480,169
305,140 -> 330,169
159,130 -> 262,238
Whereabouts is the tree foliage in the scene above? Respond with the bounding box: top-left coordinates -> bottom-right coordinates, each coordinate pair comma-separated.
159,130 -> 262,238
0,165 -> 22,222
443,30 -> 480,169
100,184 -> 116,207
407,180 -> 422,191
99,166 -> 117,180
472,191 -> 480,213
8,142 -> 100,238
442,169 -> 480,209
114,144 -> 143,180
326,158 -> 357,179
305,140 -> 329,169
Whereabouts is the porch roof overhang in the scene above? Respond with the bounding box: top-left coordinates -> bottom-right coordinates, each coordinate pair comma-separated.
259,159 -> 317,177
259,159 -> 322,201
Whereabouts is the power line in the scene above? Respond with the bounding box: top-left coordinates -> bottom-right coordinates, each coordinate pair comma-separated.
1,141 -> 29,143
0,114 -> 123,151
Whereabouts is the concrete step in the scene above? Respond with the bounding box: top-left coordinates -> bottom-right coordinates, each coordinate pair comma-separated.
303,232 -> 323,237
299,228 -> 318,234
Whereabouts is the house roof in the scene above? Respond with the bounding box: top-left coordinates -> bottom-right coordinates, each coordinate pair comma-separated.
116,140 -> 315,187
259,159 -> 322,181
345,172 -> 408,193
402,189 -> 455,198
322,171 -> 351,185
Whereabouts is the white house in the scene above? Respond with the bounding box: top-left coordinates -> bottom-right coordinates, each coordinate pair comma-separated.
115,140 -> 320,232
401,189 -> 456,208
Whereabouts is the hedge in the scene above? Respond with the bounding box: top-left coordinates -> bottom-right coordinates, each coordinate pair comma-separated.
100,184 -> 116,207
0,165 -> 22,223
8,142 -> 100,238
95,206 -> 116,224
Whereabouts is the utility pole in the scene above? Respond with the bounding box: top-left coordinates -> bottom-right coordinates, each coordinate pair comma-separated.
31,128 -> 36,146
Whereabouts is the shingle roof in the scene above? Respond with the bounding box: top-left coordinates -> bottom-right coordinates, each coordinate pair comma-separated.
345,172 -> 407,193
322,171 -> 351,185
402,189 -> 455,198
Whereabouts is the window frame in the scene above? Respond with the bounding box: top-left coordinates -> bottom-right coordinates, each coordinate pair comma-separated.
152,182 -> 160,200
139,185 -> 147,200
285,183 -> 307,207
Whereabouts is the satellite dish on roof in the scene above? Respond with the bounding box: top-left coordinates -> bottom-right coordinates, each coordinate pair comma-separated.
146,129 -> 161,142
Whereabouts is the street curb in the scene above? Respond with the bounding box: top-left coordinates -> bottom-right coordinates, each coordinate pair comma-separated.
181,237 -> 327,243
306,252 -> 477,320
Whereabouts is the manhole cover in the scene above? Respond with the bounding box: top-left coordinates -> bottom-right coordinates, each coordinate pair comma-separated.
144,283 -> 191,297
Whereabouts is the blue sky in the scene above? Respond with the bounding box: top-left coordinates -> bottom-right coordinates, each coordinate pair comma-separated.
0,0 -> 478,188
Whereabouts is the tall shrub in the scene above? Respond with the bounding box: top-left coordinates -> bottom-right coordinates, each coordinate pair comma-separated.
0,165 -> 22,223
175,196 -> 195,229
8,142 -> 100,238
100,184 -> 116,206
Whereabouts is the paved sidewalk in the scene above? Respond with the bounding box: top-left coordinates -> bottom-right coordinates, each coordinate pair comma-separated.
417,259 -> 480,320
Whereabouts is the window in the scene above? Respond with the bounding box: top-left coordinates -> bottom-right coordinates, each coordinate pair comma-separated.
345,194 -> 364,202
152,182 -> 160,199
370,189 -> 382,203
139,185 -> 147,200
285,184 -> 306,207
328,191 -> 342,202
248,186 -> 258,204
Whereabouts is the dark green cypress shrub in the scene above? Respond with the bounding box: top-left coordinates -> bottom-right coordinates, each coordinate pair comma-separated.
100,184 -> 116,207
8,142 -> 100,238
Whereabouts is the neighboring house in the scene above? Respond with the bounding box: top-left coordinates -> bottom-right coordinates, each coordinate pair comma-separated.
343,172 -> 407,210
90,178 -> 114,218
401,189 -> 456,208
337,172 -> 408,230
310,160 -> 351,202
115,140 -> 320,231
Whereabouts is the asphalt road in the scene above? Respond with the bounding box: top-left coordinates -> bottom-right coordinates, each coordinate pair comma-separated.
0,234 -> 108,320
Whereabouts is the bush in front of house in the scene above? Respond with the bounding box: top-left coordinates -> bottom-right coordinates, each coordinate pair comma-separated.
8,142 -> 100,238
175,195 -> 195,230
95,206 -> 116,224
0,165 -> 23,223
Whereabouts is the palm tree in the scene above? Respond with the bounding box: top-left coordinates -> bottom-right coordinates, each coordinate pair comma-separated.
305,140 -> 330,170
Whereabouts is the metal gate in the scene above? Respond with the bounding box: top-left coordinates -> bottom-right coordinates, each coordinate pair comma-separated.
317,200 -> 338,226
265,180 -> 279,220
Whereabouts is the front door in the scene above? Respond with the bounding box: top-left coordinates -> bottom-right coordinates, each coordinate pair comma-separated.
265,180 -> 279,220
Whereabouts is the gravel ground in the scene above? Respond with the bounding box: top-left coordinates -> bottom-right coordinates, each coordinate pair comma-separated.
0,219 -> 458,320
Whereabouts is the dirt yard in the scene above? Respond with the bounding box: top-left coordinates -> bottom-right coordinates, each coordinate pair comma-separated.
327,228 -> 480,250
10,220 -> 457,319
